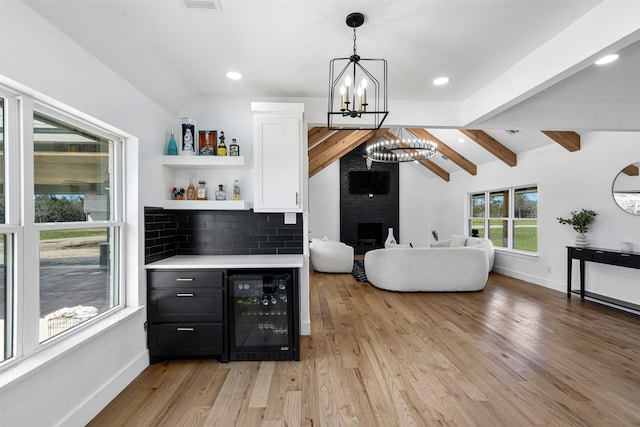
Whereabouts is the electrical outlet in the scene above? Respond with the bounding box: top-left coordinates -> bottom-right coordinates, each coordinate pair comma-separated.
546,266 -> 552,273
284,212 -> 296,224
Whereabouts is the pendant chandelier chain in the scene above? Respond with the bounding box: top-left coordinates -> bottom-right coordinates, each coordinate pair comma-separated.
353,28 -> 358,57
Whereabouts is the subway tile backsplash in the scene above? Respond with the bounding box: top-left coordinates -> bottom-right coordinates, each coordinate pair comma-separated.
144,207 -> 303,264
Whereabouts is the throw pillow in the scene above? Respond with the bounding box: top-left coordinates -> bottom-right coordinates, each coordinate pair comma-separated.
450,234 -> 467,247
466,237 -> 481,246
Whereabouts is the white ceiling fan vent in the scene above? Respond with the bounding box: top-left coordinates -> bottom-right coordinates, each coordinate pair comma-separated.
183,0 -> 223,11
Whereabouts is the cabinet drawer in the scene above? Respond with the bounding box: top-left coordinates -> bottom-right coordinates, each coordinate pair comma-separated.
149,288 -> 223,322
569,247 -> 592,261
592,250 -> 616,264
148,270 -> 223,288
148,324 -> 224,356
616,253 -> 640,268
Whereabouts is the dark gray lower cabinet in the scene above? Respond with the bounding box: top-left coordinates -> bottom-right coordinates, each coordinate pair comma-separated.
147,269 -> 228,363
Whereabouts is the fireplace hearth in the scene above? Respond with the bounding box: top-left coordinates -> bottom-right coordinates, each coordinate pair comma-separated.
357,223 -> 382,246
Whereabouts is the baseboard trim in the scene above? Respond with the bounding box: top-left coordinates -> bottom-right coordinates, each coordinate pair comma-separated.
59,350 -> 149,426
492,266 -> 565,293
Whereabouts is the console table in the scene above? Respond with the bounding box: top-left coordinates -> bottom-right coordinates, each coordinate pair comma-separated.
567,246 -> 640,312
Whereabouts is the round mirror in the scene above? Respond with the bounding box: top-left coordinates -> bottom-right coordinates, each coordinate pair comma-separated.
612,162 -> 640,215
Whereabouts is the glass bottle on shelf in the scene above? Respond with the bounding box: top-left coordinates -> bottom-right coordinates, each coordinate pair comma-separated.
167,128 -> 178,155
186,174 -> 197,200
217,131 -> 227,156
233,179 -> 241,200
197,181 -> 208,200
214,184 -> 226,200
199,131 -> 215,156
229,138 -> 239,156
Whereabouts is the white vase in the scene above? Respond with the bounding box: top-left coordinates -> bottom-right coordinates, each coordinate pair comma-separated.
385,228 -> 397,247
575,232 -> 588,247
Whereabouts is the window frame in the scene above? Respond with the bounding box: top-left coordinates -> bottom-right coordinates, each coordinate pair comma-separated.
467,184 -> 538,255
0,84 -> 127,368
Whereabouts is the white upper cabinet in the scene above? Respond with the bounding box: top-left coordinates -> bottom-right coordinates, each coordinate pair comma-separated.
252,102 -> 305,212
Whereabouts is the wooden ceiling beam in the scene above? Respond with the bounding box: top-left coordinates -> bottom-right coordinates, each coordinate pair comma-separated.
418,159 -> 450,182
308,127 -> 335,149
622,164 -> 639,176
308,130 -> 353,160
542,131 -> 581,152
408,128 -> 477,175
459,129 -> 517,167
309,130 -> 375,178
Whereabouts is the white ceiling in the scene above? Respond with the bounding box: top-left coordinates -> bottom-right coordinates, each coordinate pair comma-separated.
20,0 -> 640,169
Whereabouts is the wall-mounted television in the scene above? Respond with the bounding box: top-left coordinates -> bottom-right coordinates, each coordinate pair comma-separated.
349,171 -> 390,195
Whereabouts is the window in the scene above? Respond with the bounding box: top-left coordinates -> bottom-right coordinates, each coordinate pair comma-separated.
0,97 -> 11,362
33,111 -> 122,341
0,82 -> 126,369
468,185 -> 537,253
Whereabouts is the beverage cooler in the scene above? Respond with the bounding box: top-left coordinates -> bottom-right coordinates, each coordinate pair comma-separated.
227,269 -> 299,361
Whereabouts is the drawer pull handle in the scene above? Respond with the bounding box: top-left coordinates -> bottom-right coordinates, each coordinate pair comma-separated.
620,254 -> 631,257
176,327 -> 194,331
176,278 -> 194,282
596,251 -> 605,254
575,248 -> 582,251
176,293 -> 194,297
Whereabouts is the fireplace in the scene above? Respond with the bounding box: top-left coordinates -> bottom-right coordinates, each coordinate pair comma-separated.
340,149 -> 399,255
357,223 -> 382,247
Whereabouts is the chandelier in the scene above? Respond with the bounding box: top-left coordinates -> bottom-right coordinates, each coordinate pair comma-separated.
366,129 -> 437,163
328,12 -> 388,130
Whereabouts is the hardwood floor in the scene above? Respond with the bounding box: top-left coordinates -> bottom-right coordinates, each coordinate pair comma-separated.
88,271 -> 640,426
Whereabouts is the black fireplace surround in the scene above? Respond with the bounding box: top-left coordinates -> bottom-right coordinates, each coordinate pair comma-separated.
340,150 -> 399,255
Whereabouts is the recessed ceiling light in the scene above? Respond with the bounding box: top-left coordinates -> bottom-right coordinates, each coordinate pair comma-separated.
458,137 -> 464,143
433,77 -> 450,86
226,71 -> 243,80
595,54 -> 619,65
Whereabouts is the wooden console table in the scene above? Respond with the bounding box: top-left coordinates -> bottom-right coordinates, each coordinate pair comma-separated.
567,246 -> 640,312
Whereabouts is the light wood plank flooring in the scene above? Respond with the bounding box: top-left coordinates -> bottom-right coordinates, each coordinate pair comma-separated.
89,271 -> 640,426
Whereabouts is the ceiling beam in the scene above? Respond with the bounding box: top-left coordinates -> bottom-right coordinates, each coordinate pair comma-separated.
542,131 -> 581,152
622,164 -> 639,176
418,159 -> 450,182
309,130 -> 374,178
459,129 -> 517,167
408,128 -> 477,175
308,127 -> 335,150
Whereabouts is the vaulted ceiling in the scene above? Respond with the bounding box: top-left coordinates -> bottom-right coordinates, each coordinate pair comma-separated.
20,0 -> 640,177
307,127 -> 580,180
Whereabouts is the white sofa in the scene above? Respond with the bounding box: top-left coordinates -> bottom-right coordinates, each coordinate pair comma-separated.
364,237 -> 494,292
309,238 -> 354,273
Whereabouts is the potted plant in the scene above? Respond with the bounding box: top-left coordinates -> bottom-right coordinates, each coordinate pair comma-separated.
557,209 -> 597,246
172,187 -> 185,200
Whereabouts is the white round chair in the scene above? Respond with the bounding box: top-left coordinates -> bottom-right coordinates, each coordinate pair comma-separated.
309,238 -> 354,273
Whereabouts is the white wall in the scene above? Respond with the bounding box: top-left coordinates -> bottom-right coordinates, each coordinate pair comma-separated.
0,2 -> 173,425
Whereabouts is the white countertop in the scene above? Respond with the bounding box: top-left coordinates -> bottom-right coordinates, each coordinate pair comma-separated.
145,254 -> 305,269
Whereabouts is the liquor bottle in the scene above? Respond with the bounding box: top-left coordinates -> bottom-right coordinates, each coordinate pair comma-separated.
217,131 -> 227,156
214,184 -> 226,200
233,179 -> 241,200
229,138 -> 239,156
199,131 -> 215,156
197,181 -> 208,200
167,128 -> 178,155
186,174 -> 197,200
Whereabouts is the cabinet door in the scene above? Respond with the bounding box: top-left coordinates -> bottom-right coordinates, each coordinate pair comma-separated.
253,109 -> 304,212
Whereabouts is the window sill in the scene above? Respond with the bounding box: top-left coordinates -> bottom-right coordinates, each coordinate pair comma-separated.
494,247 -> 539,260
0,305 -> 143,391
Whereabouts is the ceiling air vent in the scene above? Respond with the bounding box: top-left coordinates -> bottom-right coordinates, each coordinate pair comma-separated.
183,0 -> 223,10
505,130 -> 520,135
